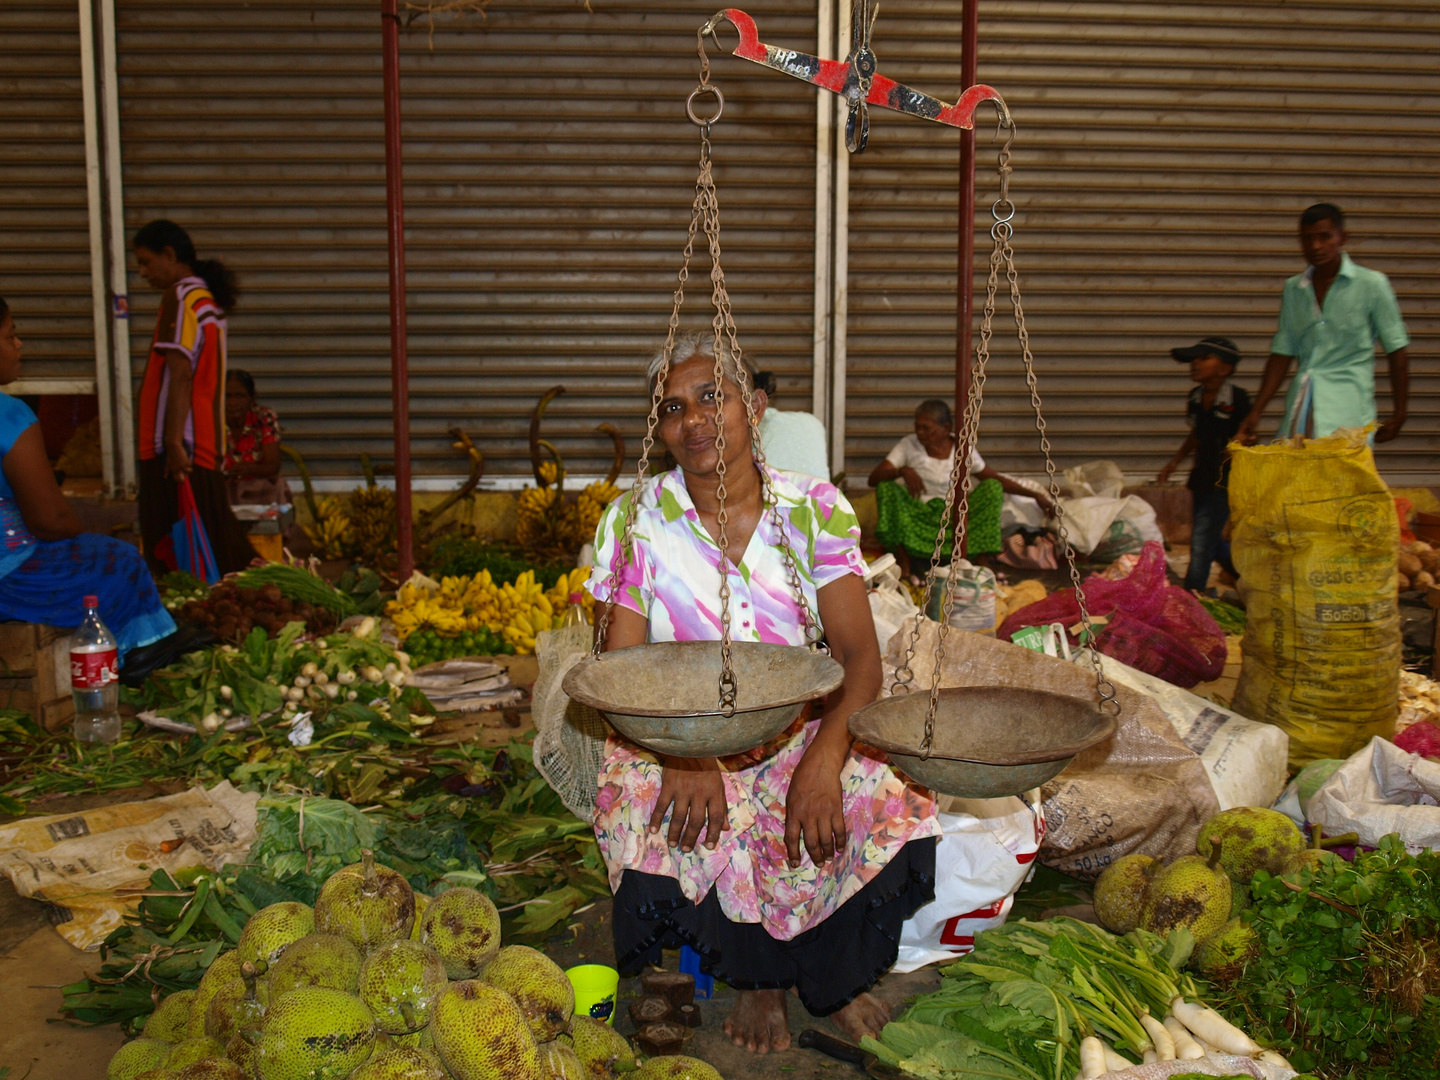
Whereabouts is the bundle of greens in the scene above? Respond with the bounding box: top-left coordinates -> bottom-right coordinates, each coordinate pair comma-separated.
234,562 -> 360,616
863,918 -> 1200,1080
1197,596 -> 1246,635
1214,834 -> 1440,1078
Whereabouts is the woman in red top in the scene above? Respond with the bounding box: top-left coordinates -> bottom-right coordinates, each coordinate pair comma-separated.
133,220 -> 255,576
224,368 -> 292,506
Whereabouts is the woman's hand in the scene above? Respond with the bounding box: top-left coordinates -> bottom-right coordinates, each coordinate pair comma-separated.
899,466 -> 925,498
785,732 -> 849,868
166,441 -> 193,481
649,757 -> 728,853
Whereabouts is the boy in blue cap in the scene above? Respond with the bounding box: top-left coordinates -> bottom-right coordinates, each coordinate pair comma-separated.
1158,336 -> 1250,593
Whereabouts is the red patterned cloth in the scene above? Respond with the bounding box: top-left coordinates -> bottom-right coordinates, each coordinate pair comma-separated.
225,405 -> 280,473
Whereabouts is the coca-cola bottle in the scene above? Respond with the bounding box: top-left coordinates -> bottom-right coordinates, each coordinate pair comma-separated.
71,595 -> 121,744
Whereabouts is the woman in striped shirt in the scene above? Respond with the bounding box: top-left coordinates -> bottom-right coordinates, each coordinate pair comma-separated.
133,220 -> 254,576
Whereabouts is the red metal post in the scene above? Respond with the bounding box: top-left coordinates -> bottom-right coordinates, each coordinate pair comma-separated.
956,0 -> 979,423
382,0 -> 414,580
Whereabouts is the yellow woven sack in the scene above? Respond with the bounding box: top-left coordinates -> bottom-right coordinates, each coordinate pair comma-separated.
1229,430 -> 1399,770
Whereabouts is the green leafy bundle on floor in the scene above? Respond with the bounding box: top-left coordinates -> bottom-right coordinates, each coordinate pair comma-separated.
1197,595 -> 1246,635
1213,834 -> 1440,1078
863,918 -> 1199,1080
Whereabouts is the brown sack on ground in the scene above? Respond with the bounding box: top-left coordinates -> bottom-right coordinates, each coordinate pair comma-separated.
882,618 -> 1219,879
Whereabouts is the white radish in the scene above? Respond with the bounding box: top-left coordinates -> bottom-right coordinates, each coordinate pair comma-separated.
219,685 -> 234,701
1170,998 -> 1264,1057
301,661 -> 319,678
1257,1050 -> 1293,1069
1100,1043 -> 1134,1071
1163,1016 -> 1205,1060
1138,1013 -> 1175,1061
313,671 -> 329,686
337,670 -> 356,685
294,675 -> 311,688
1078,1036 -> 1106,1079
1142,1049 -> 1158,1064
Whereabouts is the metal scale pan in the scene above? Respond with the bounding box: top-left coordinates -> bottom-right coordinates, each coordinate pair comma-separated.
849,686 -> 1117,799
565,641 -> 844,758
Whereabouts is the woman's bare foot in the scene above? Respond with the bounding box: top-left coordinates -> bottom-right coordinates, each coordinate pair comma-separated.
724,989 -> 791,1053
830,992 -> 891,1044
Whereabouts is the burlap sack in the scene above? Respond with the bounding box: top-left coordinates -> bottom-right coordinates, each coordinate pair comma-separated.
883,618 -> 1219,879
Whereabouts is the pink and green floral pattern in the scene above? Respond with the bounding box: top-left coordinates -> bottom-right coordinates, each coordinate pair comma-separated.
586,465 -> 940,940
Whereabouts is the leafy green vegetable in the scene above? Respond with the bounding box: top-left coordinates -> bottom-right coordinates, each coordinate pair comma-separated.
1213,834 -> 1440,1078
235,563 -> 358,615
1197,596 -> 1246,635
871,918 -> 1201,1080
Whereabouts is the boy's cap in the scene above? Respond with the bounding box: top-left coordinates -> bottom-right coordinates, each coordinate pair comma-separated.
1171,336 -> 1240,366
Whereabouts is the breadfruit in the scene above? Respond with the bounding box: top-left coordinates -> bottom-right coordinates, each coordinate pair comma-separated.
569,1016 -> 637,1080
190,951 -> 245,1037
349,1047 -> 448,1080
315,850 -> 416,953
255,986 -> 375,1080
358,939 -> 449,1035
540,1041 -> 587,1080
167,1037 -> 226,1069
171,1061 -> 247,1080
1191,917 -> 1258,984
418,887 -> 501,979
1196,807 -> 1305,884
481,945 -> 575,1043
268,933 -> 364,998
431,979 -> 543,1080
636,1057 -> 723,1080
107,1040 -> 174,1080
1140,853 -> 1232,942
1092,854 -> 1158,934
144,989 -> 196,1043
237,902 -> 315,969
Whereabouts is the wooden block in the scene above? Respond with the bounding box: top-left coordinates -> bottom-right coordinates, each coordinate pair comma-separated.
0,622 -> 67,678
641,971 -> 696,1009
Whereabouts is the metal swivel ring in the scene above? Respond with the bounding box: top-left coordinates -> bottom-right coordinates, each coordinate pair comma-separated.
687,85 -> 725,127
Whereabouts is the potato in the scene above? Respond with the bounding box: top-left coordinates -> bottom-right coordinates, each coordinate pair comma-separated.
1412,541 -> 1434,554
1420,550 -> 1440,574
1399,552 -> 1423,577
1416,571 -> 1436,590
1399,573 -> 1412,592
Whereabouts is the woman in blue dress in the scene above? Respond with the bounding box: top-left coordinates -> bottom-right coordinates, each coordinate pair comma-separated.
0,296 -> 196,678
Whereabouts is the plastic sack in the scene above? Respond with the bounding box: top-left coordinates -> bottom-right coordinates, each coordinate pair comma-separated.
927,561 -> 997,635
1055,494 -> 1163,560
532,624 -> 613,821
893,790 -> 1043,972
0,781 -> 258,950
1229,431 -> 1400,770
1305,736 -> 1440,852
866,554 -> 920,652
1094,654 -> 1290,810
998,542 -> 1227,689
1064,460 -> 1126,499
882,618 -> 1219,880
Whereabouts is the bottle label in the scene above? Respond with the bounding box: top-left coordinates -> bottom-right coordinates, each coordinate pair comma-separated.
72,649 -> 119,689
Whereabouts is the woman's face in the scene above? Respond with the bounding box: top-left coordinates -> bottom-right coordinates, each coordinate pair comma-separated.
0,314 -> 22,385
225,376 -> 253,427
134,244 -> 185,290
657,353 -> 763,478
913,410 -> 952,456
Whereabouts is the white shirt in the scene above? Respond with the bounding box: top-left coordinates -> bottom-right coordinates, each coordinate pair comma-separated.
885,434 -> 986,501
758,408 -> 831,480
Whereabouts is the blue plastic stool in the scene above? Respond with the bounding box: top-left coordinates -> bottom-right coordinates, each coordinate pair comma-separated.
679,945 -> 713,999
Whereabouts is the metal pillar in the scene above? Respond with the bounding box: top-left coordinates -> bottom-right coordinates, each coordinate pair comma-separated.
382,0 -> 414,580
955,0 -> 979,424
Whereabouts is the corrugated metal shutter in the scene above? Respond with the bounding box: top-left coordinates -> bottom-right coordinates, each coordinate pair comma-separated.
0,0 -> 94,387
845,1 -> 1440,486
115,0 -> 817,482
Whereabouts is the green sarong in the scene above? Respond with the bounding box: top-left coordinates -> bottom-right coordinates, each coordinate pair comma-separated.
875,477 -> 1003,559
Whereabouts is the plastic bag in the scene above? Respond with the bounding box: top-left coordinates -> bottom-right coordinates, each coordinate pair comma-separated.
1305,736 -> 1440,852
998,542 -> 1227,689
866,554 -> 920,652
1064,460 -> 1126,499
1229,430 -> 1400,770
893,791 -> 1043,972
927,561 -> 997,635
1056,494 -> 1163,559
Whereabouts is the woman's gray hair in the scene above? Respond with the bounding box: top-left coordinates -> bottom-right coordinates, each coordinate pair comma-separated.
647,328 -> 757,389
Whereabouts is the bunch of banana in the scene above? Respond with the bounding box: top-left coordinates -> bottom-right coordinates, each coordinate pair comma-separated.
576,480 -> 622,539
348,483 -> 397,563
388,593 -> 468,640
545,567 -> 595,619
304,496 -> 354,560
515,485 -> 560,547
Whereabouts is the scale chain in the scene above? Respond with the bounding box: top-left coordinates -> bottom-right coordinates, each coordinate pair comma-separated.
890,117 -> 1119,762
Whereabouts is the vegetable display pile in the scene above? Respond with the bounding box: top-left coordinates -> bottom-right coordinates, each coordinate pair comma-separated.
79,845 -> 647,1080
426,537 -> 569,590
1212,834 -> 1440,1079
387,567 -> 592,656
165,564 -> 385,644
403,626 -> 515,665
863,917 -> 1293,1080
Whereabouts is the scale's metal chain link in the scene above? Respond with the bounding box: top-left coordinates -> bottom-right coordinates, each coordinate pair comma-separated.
890,116 -> 1119,760
595,30 -> 823,718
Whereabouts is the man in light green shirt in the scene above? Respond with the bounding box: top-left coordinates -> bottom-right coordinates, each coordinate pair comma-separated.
1238,203 -> 1410,443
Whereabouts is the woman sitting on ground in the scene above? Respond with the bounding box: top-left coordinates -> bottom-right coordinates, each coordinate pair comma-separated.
0,297 -> 199,675
224,369 -> 292,507
586,329 -> 940,1054
869,398 -> 1053,576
